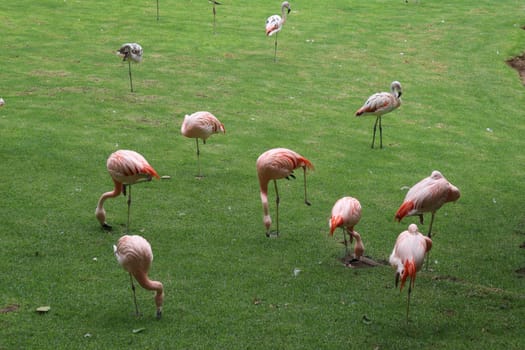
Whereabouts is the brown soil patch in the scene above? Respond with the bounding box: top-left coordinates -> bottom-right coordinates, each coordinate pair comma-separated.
339,255 -> 387,268
507,53 -> 525,85
0,304 -> 20,314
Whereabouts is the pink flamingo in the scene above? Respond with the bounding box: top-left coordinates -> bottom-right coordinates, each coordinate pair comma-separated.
256,148 -> 314,237
355,81 -> 403,149
95,150 -> 160,232
181,111 -> 225,178
114,234 -> 164,319
116,43 -> 143,93
266,1 -> 291,62
395,170 -> 460,238
329,197 -> 364,260
389,224 -> 432,322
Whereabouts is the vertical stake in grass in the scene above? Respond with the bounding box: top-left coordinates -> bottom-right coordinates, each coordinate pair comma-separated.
116,43 -> 143,93
157,0 -> 160,21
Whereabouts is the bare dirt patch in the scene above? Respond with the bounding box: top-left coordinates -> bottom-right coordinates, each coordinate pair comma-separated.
0,304 -> 20,314
339,255 -> 387,268
507,26 -> 525,85
506,53 -> 525,85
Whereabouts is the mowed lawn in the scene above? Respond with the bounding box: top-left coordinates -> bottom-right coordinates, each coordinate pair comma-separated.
0,0 -> 524,349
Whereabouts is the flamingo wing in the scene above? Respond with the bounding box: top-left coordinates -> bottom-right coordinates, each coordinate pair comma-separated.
266,15 -> 282,36
107,150 -> 160,184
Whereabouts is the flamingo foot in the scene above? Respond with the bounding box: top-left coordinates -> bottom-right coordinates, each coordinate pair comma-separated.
266,230 -> 280,238
101,223 -> 112,231
195,174 -> 205,180
156,309 -> 162,320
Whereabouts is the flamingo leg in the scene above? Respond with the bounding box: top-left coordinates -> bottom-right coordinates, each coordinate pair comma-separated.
406,280 -> 412,324
274,179 -> 280,235
424,212 -> 436,269
342,228 -> 349,255
303,166 -> 311,206
126,185 -> 132,233
129,273 -> 140,317
195,138 -> 203,178
427,212 -> 436,238
379,116 -> 383,149
371,116 -> 379,148
213,4 -> 216,34
128,59 -> 134,93
274,32 -> 278,62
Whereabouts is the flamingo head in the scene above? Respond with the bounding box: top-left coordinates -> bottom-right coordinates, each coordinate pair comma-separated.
282,1 -> 291,13
95,206 -> 106,226
391,81 -> 402,98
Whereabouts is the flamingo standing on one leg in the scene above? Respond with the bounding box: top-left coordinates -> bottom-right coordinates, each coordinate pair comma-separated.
181,111 -> 225,178
266,1 -> 291,62
114,234 -> 164,319
355,81 -> 403,149
95,150 -> 160,232
329,197 -> 364,261
389,224 -> 432,323
256,148 -> 314,237
117,43 -> 143,92
395,170 -> 460,238
209,0 -> 222,34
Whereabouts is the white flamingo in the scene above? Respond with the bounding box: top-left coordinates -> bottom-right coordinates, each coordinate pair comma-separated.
117,43 -> 143,92
266,1 -> 291,62
355,81 -> 403,149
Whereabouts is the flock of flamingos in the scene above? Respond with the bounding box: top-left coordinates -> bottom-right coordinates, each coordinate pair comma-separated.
95,1 -> 461,322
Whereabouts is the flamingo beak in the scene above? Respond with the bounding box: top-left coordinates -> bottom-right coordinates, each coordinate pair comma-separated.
395,272 -> 400,288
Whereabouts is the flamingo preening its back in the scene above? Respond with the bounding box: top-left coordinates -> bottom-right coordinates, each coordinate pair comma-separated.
266,1 -> 291,62
114,234 -> 164,319
256,147 -> 314,237
389,224 -> 432,323
395,170 -> 460,238
95,150 -> 160,232
329,196 -> 364,260
181,111 -> 226,178
355,81 -> 403,149
116,43 -> 143,92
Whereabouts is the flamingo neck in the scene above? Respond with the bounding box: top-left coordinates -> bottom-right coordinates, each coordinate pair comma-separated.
95,179 -> 123,224
259,181 -> 271,230
133,272 -> 164,309
351,232 -> 365,258
96,180 -> 122,208
281,5 -> 288,25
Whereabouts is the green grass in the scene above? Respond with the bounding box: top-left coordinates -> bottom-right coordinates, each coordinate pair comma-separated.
1,0 -> 524,349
